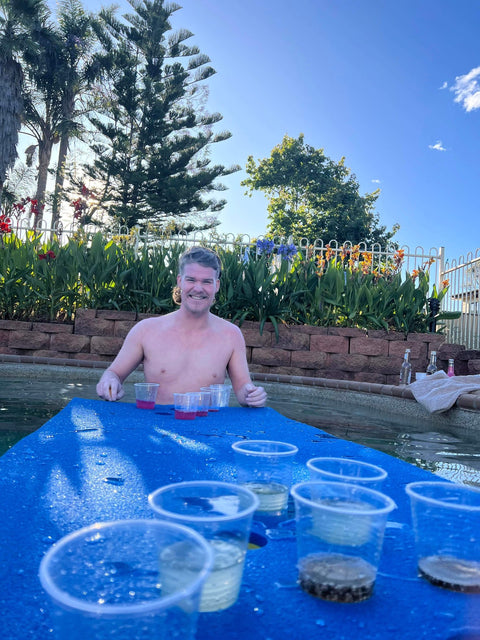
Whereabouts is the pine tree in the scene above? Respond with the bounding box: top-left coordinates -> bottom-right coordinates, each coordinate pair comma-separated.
84,0 -> 239,230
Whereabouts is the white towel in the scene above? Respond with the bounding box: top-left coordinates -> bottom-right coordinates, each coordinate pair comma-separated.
409,370 -> 480,413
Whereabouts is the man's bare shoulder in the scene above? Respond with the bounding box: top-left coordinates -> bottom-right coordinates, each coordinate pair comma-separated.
210,315 -> 245,340
133,312 -> 178,332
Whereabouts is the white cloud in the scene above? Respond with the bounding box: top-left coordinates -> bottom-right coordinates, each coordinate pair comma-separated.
371,178 -> 381,184
451,66 -> 480,112
439,81 -> 448,90
429,141 -> 446,151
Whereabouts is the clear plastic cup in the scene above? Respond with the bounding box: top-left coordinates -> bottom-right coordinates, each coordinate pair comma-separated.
307,457 -> 387,490
291,481 -> 396,603
209,384 -> 232,408
39,519 -> 213,640
406,481 -> 480,592
232,440 -> 298,517
201,386 -> 222,411
134,382 -> 159,409
173,392 -> 198,420
149,481 -> 259,612
196,390 -> 211,417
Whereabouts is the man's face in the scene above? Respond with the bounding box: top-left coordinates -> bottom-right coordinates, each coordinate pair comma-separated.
177,263 -> 220,314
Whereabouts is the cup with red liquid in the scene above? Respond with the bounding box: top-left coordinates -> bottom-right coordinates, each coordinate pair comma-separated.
174,393 -> 198,420
196,390 -> 210,417
134,383 -> 159,409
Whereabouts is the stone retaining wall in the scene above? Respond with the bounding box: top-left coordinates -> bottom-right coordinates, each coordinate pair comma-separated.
1,309 -> 479,384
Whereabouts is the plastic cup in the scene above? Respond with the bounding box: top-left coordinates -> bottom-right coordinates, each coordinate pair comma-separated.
209,384 -> 232,408
201,386 -> 222,411
232,440 -> 298,517
149,481 -> 259,613
173,393 -> 198,420
415,372 -> 427,381
39,519 -> 213,640
134,382 -> 159,409
196,390 -> 211,417
307,457 -> 387,490
291,481 -> 396,603
406,481 -> 480,592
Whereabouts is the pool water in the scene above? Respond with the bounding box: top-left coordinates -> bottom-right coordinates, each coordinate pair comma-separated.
1,376 -> 480,486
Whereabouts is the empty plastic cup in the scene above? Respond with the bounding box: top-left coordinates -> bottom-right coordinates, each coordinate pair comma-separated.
196,390 -> 211,417
134,382 -> 159,409
307,457 -> 387,490
406,481 -> 480,592
232,440 -> 298,517
202,386 -> 222,411
291,481 -> 395,603
39,519 -> 213,640
173,393 -> 198,420
149,481 -> 258,613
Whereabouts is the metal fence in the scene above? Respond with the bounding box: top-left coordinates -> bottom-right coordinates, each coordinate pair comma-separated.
440,250 -> 480,350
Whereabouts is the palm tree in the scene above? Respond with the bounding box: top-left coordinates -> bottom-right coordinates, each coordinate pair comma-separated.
0,0 -> 46,203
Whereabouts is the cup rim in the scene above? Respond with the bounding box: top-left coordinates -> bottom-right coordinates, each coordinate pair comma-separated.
232,440 -> 299,456
291,480 -> 396,515
149,480 -> 259,521
306,457 -> 387,482
134,382 -> 159,388
405,481 -> 480,510
39,519 -> 213,616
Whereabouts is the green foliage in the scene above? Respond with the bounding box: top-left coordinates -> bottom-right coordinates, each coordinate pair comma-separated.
242,134 -> 398,246
0,234 -> 458,338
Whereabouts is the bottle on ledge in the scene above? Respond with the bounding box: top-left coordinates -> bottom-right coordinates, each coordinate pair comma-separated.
447,358 -> 455,377
399,348 -> 412,385
426,351 -> 437,375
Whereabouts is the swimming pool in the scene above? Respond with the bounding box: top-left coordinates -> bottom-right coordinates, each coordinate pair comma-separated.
1,365 -> 479,486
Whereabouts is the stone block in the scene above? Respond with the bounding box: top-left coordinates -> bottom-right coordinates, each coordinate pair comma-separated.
114,321 -> 137,338
468,359 -> 480,374
32,322 -> 73,334
0,319 -> 32,330
0,330 -> 9,346
75,315 -> 115,336
9,330 -> 50,350
97,310 -> 137,321
240,326 -> 272,348
310,335 -> 349,354
353,372 -> 387,384
51,334 -> 91,353
367,355 -> 402,375
350,337 -> 388,356
251,347 -> 291,367
294,325 -> 329,335
329,353 -> 368,372
438,343 -> 467,359
90,336 -> 124,356
388,341 -> 425,359
274,330 -> 309,351
291,351 -> 327,369
328,327 -> 366,338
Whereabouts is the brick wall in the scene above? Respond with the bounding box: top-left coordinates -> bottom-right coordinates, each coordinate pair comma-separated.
1,309 -> 479,383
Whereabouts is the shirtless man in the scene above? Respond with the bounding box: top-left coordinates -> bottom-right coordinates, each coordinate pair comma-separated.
96,246 -> 267,407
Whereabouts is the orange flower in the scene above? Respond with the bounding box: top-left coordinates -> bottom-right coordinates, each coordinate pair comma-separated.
325,244 -> 333,261
442,279 -> 449,288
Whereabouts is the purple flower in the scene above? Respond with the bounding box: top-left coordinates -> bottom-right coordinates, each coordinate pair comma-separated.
256,239 -> 275,255
277,243 -> 298,260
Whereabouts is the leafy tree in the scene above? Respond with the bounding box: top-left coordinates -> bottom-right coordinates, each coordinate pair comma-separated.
0,0 -> 46,203
82,0 -> 239,230
242,134 -> 398,246
21,0 -> 102,227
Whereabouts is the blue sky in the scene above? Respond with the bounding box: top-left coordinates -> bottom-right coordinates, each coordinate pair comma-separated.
79,0 -> 480,261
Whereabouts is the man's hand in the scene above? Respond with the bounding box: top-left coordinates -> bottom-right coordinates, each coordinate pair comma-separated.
242,383 -> 267,408
96,371 -> 125,401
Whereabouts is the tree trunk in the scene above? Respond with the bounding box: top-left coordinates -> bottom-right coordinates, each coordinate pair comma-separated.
51,132 -> 69,234
34,135 -> 54,228
0,56 -> 24,204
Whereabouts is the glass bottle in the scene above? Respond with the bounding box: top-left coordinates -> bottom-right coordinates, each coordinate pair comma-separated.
399,348 -> 412,385
426,351 -> 437,375
447,359 -> 455,377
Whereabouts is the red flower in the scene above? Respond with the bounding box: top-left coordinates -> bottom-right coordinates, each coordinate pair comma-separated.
0,214 -> 12,234
38,250 -> 56,261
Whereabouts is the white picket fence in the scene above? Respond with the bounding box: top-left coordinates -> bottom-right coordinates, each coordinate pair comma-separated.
8,218 -> 480,348
440,250 -> 480,350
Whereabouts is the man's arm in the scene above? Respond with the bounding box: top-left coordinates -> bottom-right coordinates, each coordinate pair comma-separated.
96,322 -> 145,401
227,326 -> 267,408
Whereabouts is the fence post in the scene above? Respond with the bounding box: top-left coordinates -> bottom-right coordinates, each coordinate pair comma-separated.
437,246 -> 445,294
